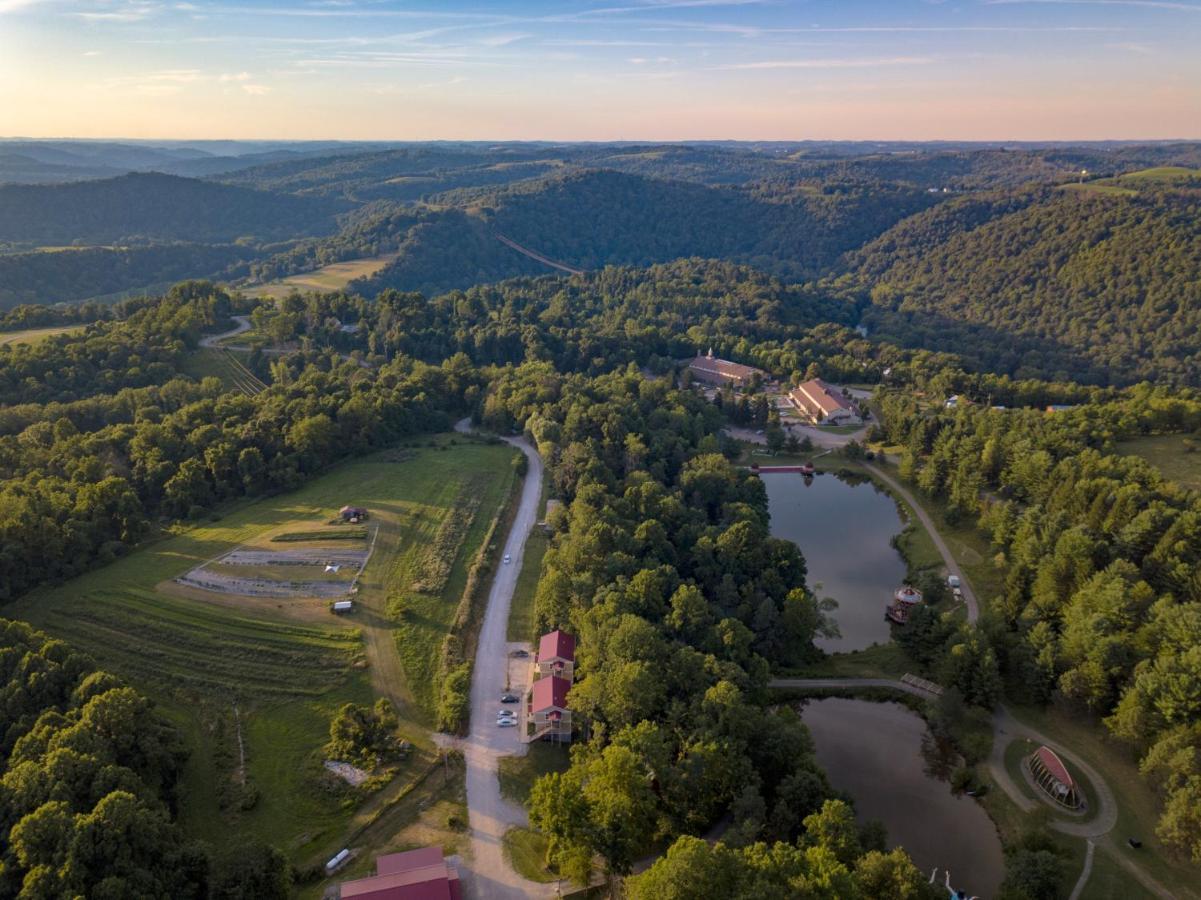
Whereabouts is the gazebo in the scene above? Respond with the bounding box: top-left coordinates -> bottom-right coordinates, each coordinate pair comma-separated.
1027,745 -> 1084,810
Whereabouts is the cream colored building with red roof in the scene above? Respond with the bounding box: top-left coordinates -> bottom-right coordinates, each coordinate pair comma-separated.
788,378 -> 862,426
687,349 -> 765,388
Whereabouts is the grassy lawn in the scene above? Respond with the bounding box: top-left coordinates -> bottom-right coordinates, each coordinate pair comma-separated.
179,347 -> 266,395
792,642 -> 912,679
0,324 -> 86,345
498,743 -> 572,806
1005,703 -> 1201,899
253,253 -> 400,301
7,437 -> 516,862
387,444 -> 517,717
508,470 -> 550,643
503,827 -> 558,884
299,756 -> 470,899
1114,433 -> 1201,492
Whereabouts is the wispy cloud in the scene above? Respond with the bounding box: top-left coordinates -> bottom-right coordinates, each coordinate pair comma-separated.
723,56 -> 936,69
0,0 -> 48,13
985,0 -> 1201,10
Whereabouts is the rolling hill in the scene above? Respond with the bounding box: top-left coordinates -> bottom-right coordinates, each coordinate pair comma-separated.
347,169 -> 935,297
0,172 -> 342,244
852,170 -> 1201,385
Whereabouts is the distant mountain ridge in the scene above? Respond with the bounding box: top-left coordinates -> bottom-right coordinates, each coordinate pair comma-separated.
0,172 -> 342,244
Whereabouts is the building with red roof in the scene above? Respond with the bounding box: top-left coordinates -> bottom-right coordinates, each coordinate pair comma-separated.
527,675 -> 572,744
339,847 -> 461,900
788,379 -> 862,426
536,629 -> 575,679
687,349 -> 764,389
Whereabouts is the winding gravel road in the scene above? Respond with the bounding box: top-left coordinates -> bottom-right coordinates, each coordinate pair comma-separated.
452,427 -> 556,899
199,314 -> 251,347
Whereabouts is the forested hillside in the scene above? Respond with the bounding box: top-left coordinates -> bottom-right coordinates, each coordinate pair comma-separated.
853,175 -> 1201,385
0,173 -> 341,244
0,620 -> 210,898
0,243 -> 258,310
351,170 -> 934,297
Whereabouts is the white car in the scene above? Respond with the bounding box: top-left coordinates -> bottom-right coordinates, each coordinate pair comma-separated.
497,718 -> 517,728
497,710 -> 516,719
503,554 -> 512,564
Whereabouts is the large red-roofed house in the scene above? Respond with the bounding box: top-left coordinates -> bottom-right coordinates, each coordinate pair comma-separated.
340,847 -> 461,900
536,629 -> 575,679
687,349 -> 764,388
787,379 -> 862,426
528,675 -> 572,743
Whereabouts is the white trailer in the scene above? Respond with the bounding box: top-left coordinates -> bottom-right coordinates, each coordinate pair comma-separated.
325,848 -> 350,874
332,600 -> 353,614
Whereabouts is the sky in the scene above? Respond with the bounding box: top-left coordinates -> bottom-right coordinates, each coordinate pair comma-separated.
0,0 -> 1198,141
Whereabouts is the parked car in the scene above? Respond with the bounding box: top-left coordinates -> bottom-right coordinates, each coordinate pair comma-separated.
497,709 -> 516,719
510,649 -> 529,658
500,693 -> 519,703
497,718 -> 517,728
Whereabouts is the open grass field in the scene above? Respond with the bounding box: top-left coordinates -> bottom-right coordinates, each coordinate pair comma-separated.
498,743 -> 571,807
252,253 -> 400,301
179,347 -> 267,395
1115,433 -> 1201,493
0,324 -> 86,345
1006,703 -> 1201,899
7,436 -> 517,861
508,470 -> 550,643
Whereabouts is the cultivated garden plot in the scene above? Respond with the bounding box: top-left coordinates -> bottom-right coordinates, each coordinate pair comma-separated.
177,540 -> 375,599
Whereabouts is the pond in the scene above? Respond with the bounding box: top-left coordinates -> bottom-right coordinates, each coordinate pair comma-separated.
802,698 -> 1005,899
763,471 -> 907,652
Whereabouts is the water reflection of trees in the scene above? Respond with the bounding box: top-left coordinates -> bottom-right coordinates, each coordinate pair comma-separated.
921,730 -> 959,782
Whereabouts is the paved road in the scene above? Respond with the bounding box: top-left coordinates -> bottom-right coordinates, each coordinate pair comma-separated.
199,314 -> 251,347
452,428 -> 556,899
864,462 -> 980,624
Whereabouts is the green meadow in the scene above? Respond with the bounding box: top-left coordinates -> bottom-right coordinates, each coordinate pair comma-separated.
8,436 -> 517,860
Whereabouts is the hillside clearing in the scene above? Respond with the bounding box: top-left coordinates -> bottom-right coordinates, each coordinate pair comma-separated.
252,252 -> 400,300
8,437 -> 517,858
1114,433 -> 1201,492
0,324 -> 86,345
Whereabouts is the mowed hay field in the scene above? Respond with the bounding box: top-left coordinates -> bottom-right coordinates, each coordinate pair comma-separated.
0,324 -> 86,345
253,252 -> 400,301
7,435 -> 518,859
1115,433 -> 1201,493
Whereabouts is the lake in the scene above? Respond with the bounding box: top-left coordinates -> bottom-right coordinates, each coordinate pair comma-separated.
802,698 -> 1005,898
763,471 -> 907,651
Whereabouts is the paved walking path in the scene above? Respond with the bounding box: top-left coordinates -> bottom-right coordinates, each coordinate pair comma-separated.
771,677 -> 1177,899
1068,841 -> 1096,900
449,423 -> 556,899
864,462 -> 980,624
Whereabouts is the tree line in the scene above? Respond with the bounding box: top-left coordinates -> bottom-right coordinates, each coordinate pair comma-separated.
475,362 -> 938,895
874,375 -> 1201,860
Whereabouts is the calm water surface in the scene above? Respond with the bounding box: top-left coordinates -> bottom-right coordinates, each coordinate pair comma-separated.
803,698 -> 1005,899
764,472 -> 907,651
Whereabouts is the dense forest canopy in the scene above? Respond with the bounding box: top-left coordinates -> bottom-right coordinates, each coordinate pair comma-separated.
1,140 -> 1201,895
852,176 -> 1201,385
0,173 -> 341,245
